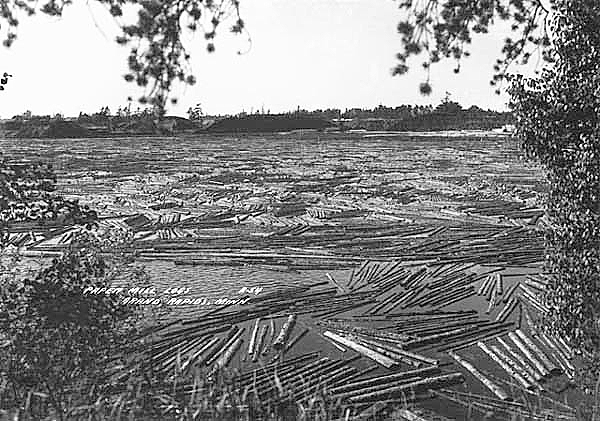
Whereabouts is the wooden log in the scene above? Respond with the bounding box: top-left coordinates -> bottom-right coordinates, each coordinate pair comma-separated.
258,359 -> 349,396
515,329 -> 560,375
496,338 -> 543,389
283,327 -> 310,354
440,325 -> 514,353
431,287 -> 476,308
367,292 -> 402,315
272,314 -> 297,351
327,272 -> 347,293
523,276 -> 547,292
252,325 -> 269,362
495,296 -> 519,323
212,337 -> 244,372
403,321 -> 499,349
518,284 -> 548,314
206,327 -> 245,366
323,331 -> 398,369
478,342 -> 532,389
248,318 -> 262,356
347,267 -> 357,289
370,260 -> 405,287
368,339 -> 438,366
485,274 -> 497,302
236,352 -> 321,383
242,355 -> 326,386
350,260 -> 371,290
393,409 -> 430,421
362,262 -> 381,285
419,273 -> 476,304
331,364 -> 379,387
399,284 -> 429,309
496,274 -> 504,296
537,333 -> 575,379
449,351 -> 510,401
555,336 -> 574,360
296,366 -> 360,400
331,370 -> 433,401
433,288 -> 477,309
346,373 -> 464,403
353,337 -> 421,368
153,335 -> 208,367
324,323 -> 411,343
507,332 -> 548,379
181,337 -> 220,371
262,319 -> 276,358
477,274 -> 493,296
495,338 -> 540,388
384,289 -> 419,313
402,319 -> 483,337
385,309 -> 477,318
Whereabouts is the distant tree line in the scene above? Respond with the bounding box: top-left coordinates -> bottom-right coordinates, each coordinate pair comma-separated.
224,95 -> 512,131
2,97 -> 512,137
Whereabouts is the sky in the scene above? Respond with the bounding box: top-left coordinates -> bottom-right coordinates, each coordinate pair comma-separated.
0,0 -> 524,118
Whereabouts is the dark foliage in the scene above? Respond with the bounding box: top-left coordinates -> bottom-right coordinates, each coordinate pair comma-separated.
393,0 -> 553,94
0,231 -> 147,420
507,1 -> 600,390
0,71 -> 12,90
208,115 -> 333,133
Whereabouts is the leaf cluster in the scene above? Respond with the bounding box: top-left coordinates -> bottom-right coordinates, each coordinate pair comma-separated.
393,0 -> 554,94
507,0 -> 600,391
0,0 -> 246,113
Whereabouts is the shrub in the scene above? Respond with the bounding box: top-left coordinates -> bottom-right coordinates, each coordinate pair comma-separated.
0,232 -> 147,420
508,0 -> 600,398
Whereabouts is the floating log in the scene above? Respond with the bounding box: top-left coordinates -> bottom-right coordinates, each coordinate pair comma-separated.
507,332 -> 548,379
477,274 -> 493,296
212,337 -> 244,372
262,318 -> 276,355
432,287 -> 476,308
495,337 -> 542,389
515,329 -> 560,375
393,409 -> 431,421
404,321 -> 499,349
346,373 -> 464,403
272,314 -> 297,351
496,274 -> 504,296
205,326 -> 245,366
323,331 -> 398,369
327,272 -> 347,293
496,297 -> 519,323
248,318 -> 262,356
485,274 -> 498,302
252,325 -> 269,362
353,337 -> 420,368
236,351 -> 321,383
537,333 -> 575,379
478,341 -> 532,390
283,327 -> 310,354
181,337 -> 221,371
449,351 -> 510,401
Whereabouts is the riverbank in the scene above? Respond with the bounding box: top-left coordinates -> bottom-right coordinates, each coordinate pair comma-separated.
0,110 -> 513,139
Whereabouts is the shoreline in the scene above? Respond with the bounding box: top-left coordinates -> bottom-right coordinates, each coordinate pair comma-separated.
0,128 -> 514,141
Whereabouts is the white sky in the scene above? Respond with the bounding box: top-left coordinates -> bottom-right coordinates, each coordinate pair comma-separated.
0,0 -> 524,118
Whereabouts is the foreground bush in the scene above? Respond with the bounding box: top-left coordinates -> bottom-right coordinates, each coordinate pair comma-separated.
0,231 -> 149,420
